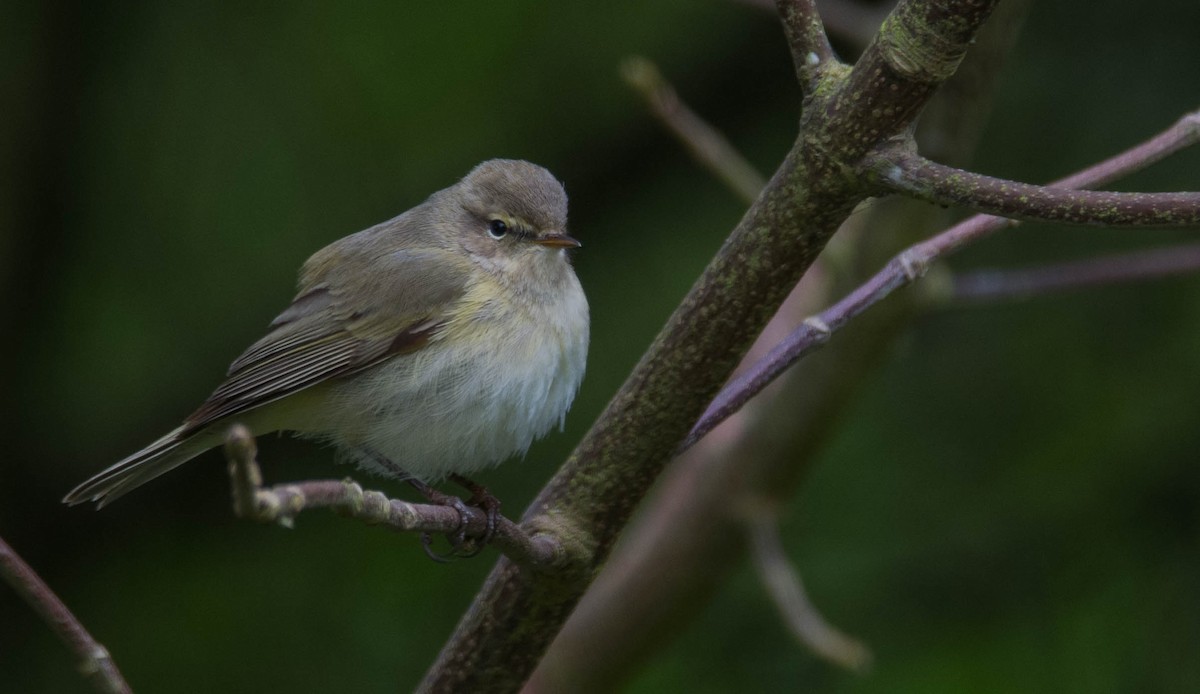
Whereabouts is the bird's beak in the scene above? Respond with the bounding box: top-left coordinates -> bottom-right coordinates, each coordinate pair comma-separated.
533,232 -> 582,249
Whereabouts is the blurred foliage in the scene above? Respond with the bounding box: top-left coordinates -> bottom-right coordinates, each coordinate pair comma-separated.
2,1 -> 1199,692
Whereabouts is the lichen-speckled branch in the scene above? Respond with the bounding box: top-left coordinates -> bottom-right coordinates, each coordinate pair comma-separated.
686,110 -> 1200,451
777,0 -> 835,86
420,1 -> 1001,692
869,144 -> 1200,228
529,5 -> 1032,688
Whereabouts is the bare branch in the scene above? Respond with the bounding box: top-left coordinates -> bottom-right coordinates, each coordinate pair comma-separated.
0,536 -> 131,694
527,270 -> 846,693
812,0 -> 1000,167
222,426 -> 565,570
777,0 -> 837,85
869,146 -> 1200,229
953,241 -> 1200,302
424,4 -> 1004,689
532,4 -> 1029,688
739,0 -> 890,49
621,57 -> 766,204
746,513 -> 872,672
684,109 -> 1200,451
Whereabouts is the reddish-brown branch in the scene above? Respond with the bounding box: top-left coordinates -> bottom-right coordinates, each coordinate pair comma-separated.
952,241 -> 1200,302
621,57 -> 766,203
747,514 -> 872,671
685,109 -> 1200,450
1,536 -> 131,694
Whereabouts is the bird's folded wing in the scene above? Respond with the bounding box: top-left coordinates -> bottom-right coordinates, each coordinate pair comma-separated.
182,246 -> 469,433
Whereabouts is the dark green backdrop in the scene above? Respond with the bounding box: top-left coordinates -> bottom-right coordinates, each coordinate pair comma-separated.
3,1 -> 1198,691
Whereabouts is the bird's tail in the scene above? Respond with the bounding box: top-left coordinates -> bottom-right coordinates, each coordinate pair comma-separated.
63,426 -> 223,508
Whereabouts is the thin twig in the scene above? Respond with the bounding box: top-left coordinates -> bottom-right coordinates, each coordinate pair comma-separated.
622,57 -> 766,204
222,425 -> 565,570
952,241 -> 1200,302
0,535 -> 132,694
684,109 -> 1200,451
746,513 -> 872,672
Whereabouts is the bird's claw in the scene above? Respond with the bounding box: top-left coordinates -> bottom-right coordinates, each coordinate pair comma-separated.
407,477 -> 499,562
451,474 -> 501,553
417,493 -> 480,561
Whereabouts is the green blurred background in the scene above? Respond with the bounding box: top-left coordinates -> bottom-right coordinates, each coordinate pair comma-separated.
3,1 -> 1199,691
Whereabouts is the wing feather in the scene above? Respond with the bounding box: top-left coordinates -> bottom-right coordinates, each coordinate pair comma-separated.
182,236 -> 468,433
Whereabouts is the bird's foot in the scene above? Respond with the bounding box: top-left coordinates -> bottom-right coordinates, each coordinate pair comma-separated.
406,477 -> 497,562
449,474 -> 501,559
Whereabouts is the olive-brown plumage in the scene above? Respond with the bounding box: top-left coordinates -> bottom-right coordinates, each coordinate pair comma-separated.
65,159 -> 589,507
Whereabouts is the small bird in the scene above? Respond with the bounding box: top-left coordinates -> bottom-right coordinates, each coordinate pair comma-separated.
65,159 -> 589,548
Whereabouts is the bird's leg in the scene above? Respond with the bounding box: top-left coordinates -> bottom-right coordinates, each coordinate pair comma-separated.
357,448 -> 474,562
405,478 -> 474,563
448,474 -> 501,557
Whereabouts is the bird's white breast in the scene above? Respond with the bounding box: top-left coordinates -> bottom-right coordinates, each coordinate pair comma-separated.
323,257 -> 588,481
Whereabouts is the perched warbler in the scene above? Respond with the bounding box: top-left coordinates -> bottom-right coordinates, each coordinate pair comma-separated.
65,159 -> 589,523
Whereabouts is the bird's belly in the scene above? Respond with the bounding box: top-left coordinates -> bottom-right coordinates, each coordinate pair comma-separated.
323,312 -> 585,481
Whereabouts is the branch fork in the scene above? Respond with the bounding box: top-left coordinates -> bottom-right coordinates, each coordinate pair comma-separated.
420,2 -> 1200,689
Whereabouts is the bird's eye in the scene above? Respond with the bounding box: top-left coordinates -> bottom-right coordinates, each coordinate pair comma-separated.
487,219 -> 508,239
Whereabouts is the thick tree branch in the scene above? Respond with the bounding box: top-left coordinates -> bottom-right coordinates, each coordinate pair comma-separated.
422,3 -> 1000,690
222,426 -> 565,569
527,265 -> 848,694
869,145 -> 1200,228
531,4 -> 1032,689
428,128 -> 859,694
1,536 -> 131,694
527,60 -> 858,692
687,109 -> 1200,450
817,0 -> 999,157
